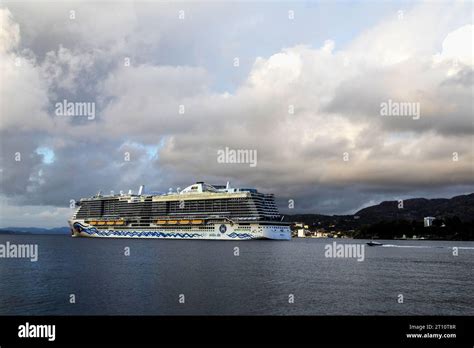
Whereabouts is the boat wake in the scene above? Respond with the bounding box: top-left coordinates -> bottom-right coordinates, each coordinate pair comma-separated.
381,244 -> 435,248
381,244 -> 474,249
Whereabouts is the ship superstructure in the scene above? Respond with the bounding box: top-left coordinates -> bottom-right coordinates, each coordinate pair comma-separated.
69,182 -> 291,240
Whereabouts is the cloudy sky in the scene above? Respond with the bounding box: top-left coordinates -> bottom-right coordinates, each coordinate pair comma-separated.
0,0 -> 473,227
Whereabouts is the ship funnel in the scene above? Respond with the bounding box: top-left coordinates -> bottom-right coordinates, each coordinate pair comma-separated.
128,189 -> 132,195
138,185 -> 144,195
119,190 -> 124,195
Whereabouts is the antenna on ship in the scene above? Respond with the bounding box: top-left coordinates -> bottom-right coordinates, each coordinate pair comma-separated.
226,181 -> 230,189
138,185 -> 144,195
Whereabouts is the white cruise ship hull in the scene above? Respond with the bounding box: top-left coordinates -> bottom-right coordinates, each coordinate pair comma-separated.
69,220 -> 291,241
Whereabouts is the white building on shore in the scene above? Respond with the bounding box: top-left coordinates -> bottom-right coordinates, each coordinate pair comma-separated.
424,216 -> 436,227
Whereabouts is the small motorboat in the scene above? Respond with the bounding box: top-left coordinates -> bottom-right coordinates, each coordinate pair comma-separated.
366,241 -> 383,246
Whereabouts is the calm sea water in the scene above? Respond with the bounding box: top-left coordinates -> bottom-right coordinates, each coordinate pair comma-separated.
0,234 -> 473,315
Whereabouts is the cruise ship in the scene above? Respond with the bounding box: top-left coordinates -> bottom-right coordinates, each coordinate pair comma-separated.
69,182 -> 291,240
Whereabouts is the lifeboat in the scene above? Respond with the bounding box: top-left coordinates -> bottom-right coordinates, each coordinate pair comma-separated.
191,220 -> 203,224
89,221 -> 97,225
179,220 -> 190,225
156,220 -> 167,225
115,220 -> 125,225
106,221 -> 115,225
97,221 -> 105,226
167,220 -> 178,225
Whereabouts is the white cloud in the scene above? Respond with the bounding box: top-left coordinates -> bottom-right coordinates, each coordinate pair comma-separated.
0,8 -> 52,132
433,24 -> 474,78
0,7 -> 19,52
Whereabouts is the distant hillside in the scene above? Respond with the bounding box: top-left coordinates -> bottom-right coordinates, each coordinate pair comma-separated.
282,214 -> 355,229
284,193 -> 474,235
0,227 -> 70,235
355,193 -> 474,223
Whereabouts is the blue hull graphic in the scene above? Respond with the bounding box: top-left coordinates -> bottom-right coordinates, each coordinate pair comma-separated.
73,222 -> 254,239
